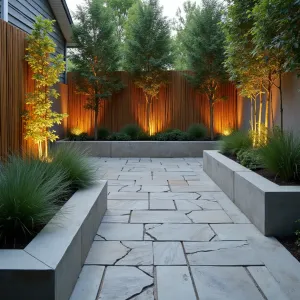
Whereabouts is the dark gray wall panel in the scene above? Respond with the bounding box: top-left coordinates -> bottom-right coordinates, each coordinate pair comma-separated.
8,0 -> 66,82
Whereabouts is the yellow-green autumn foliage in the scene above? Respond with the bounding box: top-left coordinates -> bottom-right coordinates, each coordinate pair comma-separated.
24,16 -> 67,158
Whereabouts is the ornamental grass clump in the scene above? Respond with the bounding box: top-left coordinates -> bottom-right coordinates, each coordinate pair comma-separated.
259,131 -> 300,182
220,130 -> 252,156
0,155 -> 70,247
51,145 -> 96,190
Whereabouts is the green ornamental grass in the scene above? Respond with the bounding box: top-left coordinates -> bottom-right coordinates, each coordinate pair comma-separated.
220,131 -> 252,155
0,155 -> 70,243
259,131 -> 300,182
51,145 -> 96,190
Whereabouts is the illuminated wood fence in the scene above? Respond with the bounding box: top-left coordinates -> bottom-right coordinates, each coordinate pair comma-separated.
0,20 -> 67,160
67,71 -> 238,135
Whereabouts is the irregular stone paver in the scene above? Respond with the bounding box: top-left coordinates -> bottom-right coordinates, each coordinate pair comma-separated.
150,200 -> 175,210
116,241 -> 153,265
145,224 -> 215,241
187,210 -> 233,223
69,266 -> 105,300
102,210 -> 130,223
211,224 -> 262,240
86,241 -> 153,265
99,267 -> 153,300
86,241 -> 128,265
156,266 -> 197,300
171,183 -> 221,192
150,192 -> 200,201
71,157 -> 300,300
132,287 -> 154,300
184,241 -> 263,266
153,242 -> 186,265
131,211 -> 191,223
135,179 -> 168,185
97,223 -> 143,240
168,180 -> 188,186
139,185 -> 170,193
108,180 -> 135,186
175,199 -> 222,211
247,266 -> 290,300
119,185 -> 142,192
138,266 -> 154,277
108,200 -> 148,210
108,185 -> 124,193
108,192 -> 148,200
191,266 -> 265,300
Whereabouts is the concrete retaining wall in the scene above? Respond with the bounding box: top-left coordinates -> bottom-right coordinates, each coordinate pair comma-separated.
203,150 -> 300,236
56,141 -> 219,158
0,181 -> 107,300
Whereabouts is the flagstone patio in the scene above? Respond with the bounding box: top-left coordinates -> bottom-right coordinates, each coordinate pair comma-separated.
70,157 -> 300,300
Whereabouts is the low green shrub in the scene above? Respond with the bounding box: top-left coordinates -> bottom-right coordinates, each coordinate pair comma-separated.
51,145 -> 96,190
68,132 -> 90,141
154,129 -> 190,141
163,128 -> 177,133
97,127 -> 110,140
187,124 -> 207,140
259,131 -> 300,182
137,131 -> 152,141
220,131 -> 252,155
121,124 -> 143,140
0,155 -> 70,246
107,132 -> 132,141
237,148 -> 263,170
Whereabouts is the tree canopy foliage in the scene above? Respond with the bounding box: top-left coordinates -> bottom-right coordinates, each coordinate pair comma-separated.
70,0 -> 123,140
183,0 -> 227,140
24,17 -> 67,158
124,0 -> 173,133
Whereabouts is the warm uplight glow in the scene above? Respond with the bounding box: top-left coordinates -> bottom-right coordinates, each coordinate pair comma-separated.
149,121 -> 158,136
71,127 -> 83,136
223,128 -> 233,136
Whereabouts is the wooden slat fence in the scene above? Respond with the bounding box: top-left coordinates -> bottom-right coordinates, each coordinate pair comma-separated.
0,20 -> 67,160
67,71 -> 238,135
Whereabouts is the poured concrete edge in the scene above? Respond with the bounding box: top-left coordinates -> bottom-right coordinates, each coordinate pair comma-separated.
56,141 -> 219,157
203,150 -> 300,236
0,181 -> 107,300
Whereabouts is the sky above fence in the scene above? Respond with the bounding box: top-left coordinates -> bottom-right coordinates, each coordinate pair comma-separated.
66,0 -> 202,20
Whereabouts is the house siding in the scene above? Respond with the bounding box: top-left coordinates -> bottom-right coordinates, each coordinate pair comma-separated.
8,0 -> 66,82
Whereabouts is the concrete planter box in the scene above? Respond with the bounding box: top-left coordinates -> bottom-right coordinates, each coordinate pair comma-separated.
56,141 -> 219,157
204,150 -> 300,236
0,181 -> 107,300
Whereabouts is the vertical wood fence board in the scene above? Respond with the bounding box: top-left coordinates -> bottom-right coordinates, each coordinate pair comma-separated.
0,20 -> 37,160
66,71 -> 238,136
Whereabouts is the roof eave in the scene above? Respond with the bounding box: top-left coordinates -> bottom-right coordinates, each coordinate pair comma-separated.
48,0 -> 73,43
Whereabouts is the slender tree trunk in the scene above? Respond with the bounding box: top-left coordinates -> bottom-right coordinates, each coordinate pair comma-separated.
209,98 -> 214,141
258,90 -> 263,140
38,141 -> 42,159
270,89 -> 275,129
45,138 -> 48,159
250,98 -> 253,131
265,77 -> 271,129
253,96 -> 257,147
279,72 -> 283,132
145,95 -> 151,134
94,109 -> 98,141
